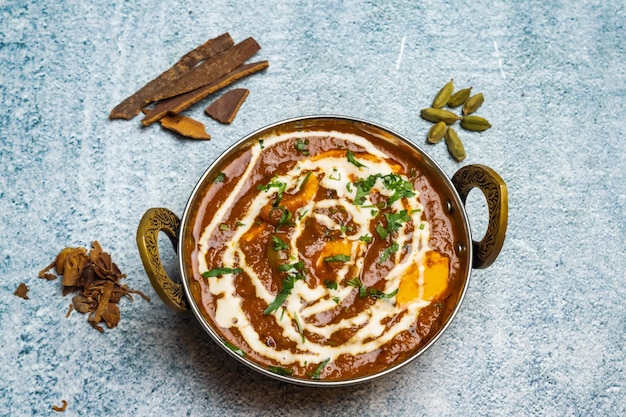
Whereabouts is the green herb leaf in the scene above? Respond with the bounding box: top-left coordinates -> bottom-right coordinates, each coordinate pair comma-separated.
376,222 -> 388,239
368,288 -> 399,299
324,280 -> 338,290
222,339 -> 246,356
311,358 -> 330,380
278,260 -> 305,272
382,174 -> 416,205
293,311 -> 305,343
323,254 -> 351,263
378,242 -> 400,263
359,234 -> 373,244
264,274 -> 302,315
346,277 -> 367,297
299,171 -> 313,190
347,150 -> 367,168
213,172 -> 226,183
268,366 -> 293,376
276,206 -> 293,230
271,235 -> 290,251
258,179 -> 287,206
352,174 -> 381,205
202,267 -> 243,278
384,210 -> 411,234
295,138 -> 310,155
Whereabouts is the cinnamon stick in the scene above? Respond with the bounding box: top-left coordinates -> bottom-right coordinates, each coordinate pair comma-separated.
205,88 -> 250,124
160,114 -> 211,140
141,60 -> 269,126
149,37 -> 261,102
109,33 -> 235,120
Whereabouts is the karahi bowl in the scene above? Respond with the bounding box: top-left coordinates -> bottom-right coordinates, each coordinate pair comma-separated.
136,115 -> 508,386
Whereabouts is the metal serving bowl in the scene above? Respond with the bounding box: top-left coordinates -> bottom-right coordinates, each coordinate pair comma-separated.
136,116 -> 508,386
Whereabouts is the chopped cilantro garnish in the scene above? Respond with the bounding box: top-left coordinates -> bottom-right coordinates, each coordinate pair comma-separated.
293,311 -> 305,343
295,138 -> 310,155
278,260 -> 305,272
346,277 -> 399,299
311,358 -> 330,380
384,210 -> 411,234
213,172 -> 226,183
378,242 -> 400,263
323,254 -> 351,263
275,206 -> 293,230
264,274 -> 302,315
352,174 -> 380,205
299,171 -> 313,190
219,223 -> 229,231
376,222 -> 388,239
271,235 -> 290,251
324,280 -> 338,290
268,366 -> 293,376
347,150 -> 367,168
329,168 -> 341,181
222,339 -> 245,356
259,139 -> 265,149
346,277 -> 367,297
258,179 -> 287,206
368,288 -> 399,299
382,173 -> 416,205
359,234 -> 373,244
202,267 -> 243,278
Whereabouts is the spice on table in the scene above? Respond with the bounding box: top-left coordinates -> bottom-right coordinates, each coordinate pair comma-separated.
109,33 -> 235,120
431,79 -> 454,109
445,127 -> 466,162
14,282 -> 29,299
447,87 -> 472,108
427,121 -> 447,144
38,241 -> 150,333
460,115 -> 492,132
420,108 -> 461,125
205,88 -> 250,124
149,37 -> 261,102
160,113 -> 212,140
462,92 -> 485,115
141,60 -> 268,126
110,33 -> 269,137
52,400 -> 68,412
421,80 -> 492,161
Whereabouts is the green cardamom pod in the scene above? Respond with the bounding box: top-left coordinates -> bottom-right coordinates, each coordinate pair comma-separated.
432,79 -> 454,109
461,115 -> 492,132
445,127 -> 466,161
447,87 -> 472,108
427,121 -> 447,143
420,108 -> 461,125
462,93 -> 484,115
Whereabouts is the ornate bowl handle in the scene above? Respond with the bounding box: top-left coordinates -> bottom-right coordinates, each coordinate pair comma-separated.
451,165 -> 508,269
136,207 -> 189,312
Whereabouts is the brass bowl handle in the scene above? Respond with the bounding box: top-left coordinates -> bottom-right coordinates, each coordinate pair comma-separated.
136,207 -> 189,312
451,165 -> 508,269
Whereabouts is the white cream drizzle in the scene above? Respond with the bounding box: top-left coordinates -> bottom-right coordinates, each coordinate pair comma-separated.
197,130 -> 433,366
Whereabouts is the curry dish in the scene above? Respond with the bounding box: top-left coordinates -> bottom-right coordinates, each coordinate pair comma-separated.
185,125 -> 464,381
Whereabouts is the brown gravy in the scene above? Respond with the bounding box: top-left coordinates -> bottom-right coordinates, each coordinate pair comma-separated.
185,123 -> 465,381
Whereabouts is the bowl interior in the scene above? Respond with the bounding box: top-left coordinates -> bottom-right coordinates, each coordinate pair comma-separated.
178,116 -> 472,386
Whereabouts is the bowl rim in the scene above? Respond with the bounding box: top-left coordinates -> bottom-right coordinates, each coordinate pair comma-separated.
177,114 -> 473,386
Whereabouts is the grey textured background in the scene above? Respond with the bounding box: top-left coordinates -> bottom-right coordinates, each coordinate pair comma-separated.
1,0 -> 624,416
